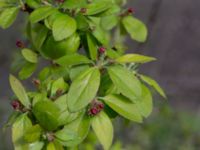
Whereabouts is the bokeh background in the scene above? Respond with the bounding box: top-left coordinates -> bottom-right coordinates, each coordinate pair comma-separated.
0,0 -> 200,149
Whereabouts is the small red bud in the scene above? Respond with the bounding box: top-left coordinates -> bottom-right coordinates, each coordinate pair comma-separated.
98,103 -> 104,109
128,8 -> 134,14
32,79 -> 40,87
90,108 -> 98,115
16,40 -> 25,48
11,100 -> 21,110
98,47 -> 106,53
80,8 -> 87,14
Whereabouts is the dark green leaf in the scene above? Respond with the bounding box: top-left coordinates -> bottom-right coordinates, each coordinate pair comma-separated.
33,101 -> 60,131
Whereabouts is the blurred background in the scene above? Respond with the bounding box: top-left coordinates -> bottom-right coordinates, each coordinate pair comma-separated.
0,0 -> 200,149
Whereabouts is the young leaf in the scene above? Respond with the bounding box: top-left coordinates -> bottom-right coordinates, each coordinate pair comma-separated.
29,141 -> 44,150
18,62 -> 37,80
101,15 -> 119,30
67,67 -> 100,112
12,114 -> 32,149
0,7 -> 19,29
107,65 -> 142,102
87,33 -> 98,60
62,0 -> 87,9
24,124 -> 42,143
52,14 -> 77,41
9,75 -> 30,108
116,54 -> 156,64
122,16 -> 148,42
32,101 -> 60,131
47,142 -> 63,150
21,49 -> 38,63
29,6 -> 56,24
55,53 -> 91,67
85,1 -> 112,15
92,111 -> 113,150
134,85 -> 153,118
51,78 -> 69,96
69,65 -> 90,81
140,74 -> 166,98
103,94 -> 143,122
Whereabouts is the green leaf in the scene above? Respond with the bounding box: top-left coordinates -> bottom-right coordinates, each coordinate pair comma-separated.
134,85 -> 153,118
29,6 -> 56,24
21,48 -> 38,63
54,94 -> 81,126
67,67 -> 100,112
51,77 -> 69,96
47,141 -> 63,150
29,141 -> 44,150
12,114 -> 32,149
24,124 -> 42,143
55,53 -> 91,67
0,7 -> 19,29
9,75 -> 30,108
64,112 -> 91,146
103,94 -> 143,122
85,1 -> 112,15
106,49 -> 121,59
140,74 -> 166,98
116,54 -> 156,63
92,111 -> 113,150
87,33 -> 98,60
101,15 -> 118,30
122,16 -> 148,42
55,127 -> 79,145
69,65 -> 90,81
62,0 -> 87,9
107,65 -> 142,102
26,0 -> 40,9
18,62 -> 37,80
3,111 -> 21,130
33,101 -> 60,131
52,14 -> 77,41
75,14 -> 89,30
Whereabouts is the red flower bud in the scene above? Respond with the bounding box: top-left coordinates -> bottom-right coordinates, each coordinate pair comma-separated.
90,108 -> 98,115
16,40 -> 25,48
11,100 -> 21,110
32,79 -> 40,87
128,8 -> 134,14
98,47 -> 106,53
80,8 -> 87,14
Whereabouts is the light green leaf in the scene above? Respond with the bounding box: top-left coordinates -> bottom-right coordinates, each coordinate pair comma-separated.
103,94 -> 143,122
12,114 -> 32,149
24,124 -> 42,143
87,33 -> 98,60
101,15 -> 118,30
29,141 -> 44,150
33,101 -> 60,131
62,0 -> 87,9
51,77 -> 69,96
9,75 -> 30,108
21,49 -> 38,63
69,65 -> 90,81
55,53 -> 91,67
134,85 -> 153,118
52,14 -> 77,41
18,62 -> 37,80
47,141 -> 63,150
29,6 -> 56,24
0,7 -> 19,29
92,111 -> 113,150
122,16 -> 148,42
107,65 -> 142,101
67,67 -> 100,112
140,74 -> 166,98
85,1 -> 112,15
116,54 -> 156,63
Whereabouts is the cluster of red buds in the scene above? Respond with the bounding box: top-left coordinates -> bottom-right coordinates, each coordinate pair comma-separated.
11,100 -> 23,111
16,40 -> 25,48
88,100 -> 104,116
98,46 -> 106,54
